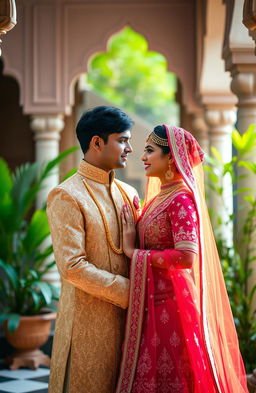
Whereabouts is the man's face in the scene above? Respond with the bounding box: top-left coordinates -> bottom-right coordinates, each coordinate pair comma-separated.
100,130 -> 133,171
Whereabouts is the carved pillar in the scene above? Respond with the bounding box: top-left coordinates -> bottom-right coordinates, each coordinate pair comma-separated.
231,70 -> 256,133
0,0 -> 16,56
30,115 -> 64,286
204,107 -> 237,246
230,70 -> 256,248
223,0 -> 256,317
31,115 -> 64,286
31,114 -> 64,209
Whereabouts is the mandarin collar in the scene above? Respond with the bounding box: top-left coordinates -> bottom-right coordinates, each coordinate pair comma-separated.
78,160 -> 115,185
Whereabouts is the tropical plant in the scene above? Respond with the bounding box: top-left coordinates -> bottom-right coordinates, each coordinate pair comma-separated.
0,148 -> 77,332
204,125 -> 256,372
86,26 -> 179,125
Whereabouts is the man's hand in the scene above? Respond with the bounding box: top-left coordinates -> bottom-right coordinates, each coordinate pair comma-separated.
121,204 -> 136,258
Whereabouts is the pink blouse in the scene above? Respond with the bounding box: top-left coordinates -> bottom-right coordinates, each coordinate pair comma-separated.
142,191 -> 199,255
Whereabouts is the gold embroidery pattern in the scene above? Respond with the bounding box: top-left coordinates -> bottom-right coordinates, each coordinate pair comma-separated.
78,160 -> 111,184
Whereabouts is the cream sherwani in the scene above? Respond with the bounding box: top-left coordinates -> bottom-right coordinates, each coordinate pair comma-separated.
47,160 -> 138,393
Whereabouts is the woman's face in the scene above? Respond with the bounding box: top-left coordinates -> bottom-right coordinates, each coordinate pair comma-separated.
141,139 -> 170,178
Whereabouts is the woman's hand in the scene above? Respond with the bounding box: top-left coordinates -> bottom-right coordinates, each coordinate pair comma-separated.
121,204 -> 136,258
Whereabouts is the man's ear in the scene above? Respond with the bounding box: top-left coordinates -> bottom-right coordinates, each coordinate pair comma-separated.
90,135 -> 102,151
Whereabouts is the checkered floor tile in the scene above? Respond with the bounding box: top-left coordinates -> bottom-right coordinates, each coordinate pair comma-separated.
0,367 -> 49,393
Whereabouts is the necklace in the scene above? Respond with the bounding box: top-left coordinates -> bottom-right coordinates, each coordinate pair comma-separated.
159,179 -> 184,196
142,183 -> 187,221
83,179 -> 133,255
114,180 -> 137,222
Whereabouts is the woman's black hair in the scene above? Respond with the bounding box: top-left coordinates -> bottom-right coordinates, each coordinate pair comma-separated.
76,106 -> 134,153
153,125 -> 170,155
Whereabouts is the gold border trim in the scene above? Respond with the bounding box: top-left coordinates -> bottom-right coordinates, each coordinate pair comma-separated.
116,250 -> 149,393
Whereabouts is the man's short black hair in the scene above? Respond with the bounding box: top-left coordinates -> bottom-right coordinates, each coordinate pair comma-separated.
76,106 -> 134,153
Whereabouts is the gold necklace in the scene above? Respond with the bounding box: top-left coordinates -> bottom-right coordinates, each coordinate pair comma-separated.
142,183 -> 187,221
83,179 -> 126,255
114,180 -> 137,222
159,180 -> 184,197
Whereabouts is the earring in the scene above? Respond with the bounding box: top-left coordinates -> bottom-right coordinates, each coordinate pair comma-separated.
165,164 -> 174,181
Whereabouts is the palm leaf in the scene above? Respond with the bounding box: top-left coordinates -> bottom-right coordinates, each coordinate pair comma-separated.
33,281 -> 52,305
0,259 -> 18,290
0,158 -> 12,199
61,168 -> 77,182
39,146 -> 79,181
22,210 -> 50,254
7,313 -> 20,332
38,261 -> 56,277
12,162 -> 40,217
30,290 -> 42,312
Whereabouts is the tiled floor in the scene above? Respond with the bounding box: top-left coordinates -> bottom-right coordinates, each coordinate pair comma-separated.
0,367 -> 49,393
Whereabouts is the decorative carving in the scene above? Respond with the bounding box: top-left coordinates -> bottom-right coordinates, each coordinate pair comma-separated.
0,0 -> 16,56
31,115 -> 64,142
205,108 -> 237,132
231,72 -> 256,106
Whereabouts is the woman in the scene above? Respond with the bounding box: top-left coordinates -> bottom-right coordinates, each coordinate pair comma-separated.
117,125 -> 248,393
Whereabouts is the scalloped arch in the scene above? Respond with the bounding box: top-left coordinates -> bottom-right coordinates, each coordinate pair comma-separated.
1,54 -> 24,106
66,20 -> 182,111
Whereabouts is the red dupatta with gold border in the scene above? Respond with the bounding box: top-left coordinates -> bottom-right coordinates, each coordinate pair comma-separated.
116,126 -> 248,393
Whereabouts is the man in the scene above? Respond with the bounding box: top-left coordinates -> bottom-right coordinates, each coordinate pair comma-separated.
47,106 -> 139,393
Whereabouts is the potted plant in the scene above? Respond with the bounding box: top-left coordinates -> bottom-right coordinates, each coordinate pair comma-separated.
204,125 -> 256,383
0,148 -> 77,370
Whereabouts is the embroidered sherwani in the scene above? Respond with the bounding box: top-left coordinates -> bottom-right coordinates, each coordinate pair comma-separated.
47,160 -> 138,393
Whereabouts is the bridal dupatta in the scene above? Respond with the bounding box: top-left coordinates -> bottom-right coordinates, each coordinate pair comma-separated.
116,126 -> 248,393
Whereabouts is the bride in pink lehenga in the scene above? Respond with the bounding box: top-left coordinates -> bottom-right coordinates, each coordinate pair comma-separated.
116,125 -> 248,393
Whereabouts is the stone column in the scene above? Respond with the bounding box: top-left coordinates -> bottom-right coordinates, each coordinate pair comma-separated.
230,70 -> 256,249
231,71 -> 256,134
223,0 -> 256,320
204,107 -> 237,246
31,114 -> 64,209
30,114 -> 65,286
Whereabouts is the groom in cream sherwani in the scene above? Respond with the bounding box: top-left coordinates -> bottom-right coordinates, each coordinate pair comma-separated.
47,106 -> 139,393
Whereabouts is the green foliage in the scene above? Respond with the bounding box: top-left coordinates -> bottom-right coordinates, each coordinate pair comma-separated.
0,148 -> 78,332
205,125 -> 256,372
86,26 -> 178,125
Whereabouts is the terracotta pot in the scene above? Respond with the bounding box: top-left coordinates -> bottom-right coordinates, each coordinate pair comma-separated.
4,312 -> 56,370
